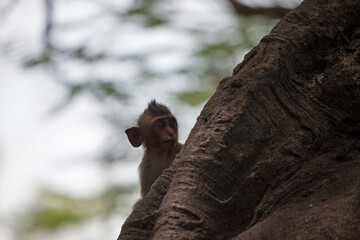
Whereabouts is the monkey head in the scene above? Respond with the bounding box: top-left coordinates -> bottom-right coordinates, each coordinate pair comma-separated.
125,100 -> 179,151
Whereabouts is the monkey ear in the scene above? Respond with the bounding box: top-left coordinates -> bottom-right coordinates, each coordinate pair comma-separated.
125,127 -> 143,147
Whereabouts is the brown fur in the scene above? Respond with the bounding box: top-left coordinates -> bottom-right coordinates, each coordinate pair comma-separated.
125,100 -> 183,198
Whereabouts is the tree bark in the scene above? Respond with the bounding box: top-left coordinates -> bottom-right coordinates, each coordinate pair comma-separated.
118,0 -> 360,239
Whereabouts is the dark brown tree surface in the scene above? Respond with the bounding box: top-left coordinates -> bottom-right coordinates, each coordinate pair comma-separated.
118,0 -> 360,239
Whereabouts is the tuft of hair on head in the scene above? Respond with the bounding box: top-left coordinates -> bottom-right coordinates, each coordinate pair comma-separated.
145,99 -> 172,117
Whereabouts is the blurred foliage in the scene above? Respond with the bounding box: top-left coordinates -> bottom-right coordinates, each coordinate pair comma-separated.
123,0 -> 168,27
53,81 -> 128,112
65,81 -> 128,102
23,54 -> 52,67
29,186 -> 134,230
18,0 -> 281,108
175,90 -> 214,106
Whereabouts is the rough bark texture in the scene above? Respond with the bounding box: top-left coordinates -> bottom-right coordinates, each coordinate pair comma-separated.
118,0 -> 360,239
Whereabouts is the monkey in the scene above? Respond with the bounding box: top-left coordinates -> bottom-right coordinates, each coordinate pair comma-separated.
125,100 -> 183,198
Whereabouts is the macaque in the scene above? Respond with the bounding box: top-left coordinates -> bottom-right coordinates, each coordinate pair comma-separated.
125,100 -> 183,198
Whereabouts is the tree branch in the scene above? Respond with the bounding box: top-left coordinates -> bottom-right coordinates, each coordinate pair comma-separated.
44,0 -> 54,55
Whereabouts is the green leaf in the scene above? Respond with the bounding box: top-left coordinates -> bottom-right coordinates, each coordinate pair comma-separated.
23,54 -> 51,68
30,191 -> 97,230
196,42 -> 235,57
146,16 -> 167,27
29,187 -> 136,230
175,90 -> 213,106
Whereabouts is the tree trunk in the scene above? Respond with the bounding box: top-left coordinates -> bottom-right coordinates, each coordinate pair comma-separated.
118,0 -> 360,239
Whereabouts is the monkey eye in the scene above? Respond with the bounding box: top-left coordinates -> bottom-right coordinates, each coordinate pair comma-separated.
157,120 -> 165,127
169,120 -> 177,128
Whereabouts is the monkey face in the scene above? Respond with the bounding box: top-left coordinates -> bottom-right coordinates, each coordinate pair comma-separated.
149,116 -> 178,150
126,100 -> 180,152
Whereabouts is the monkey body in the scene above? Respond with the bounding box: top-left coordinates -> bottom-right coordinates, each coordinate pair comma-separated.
139,143 -> 182,197
126,100 -> 182,198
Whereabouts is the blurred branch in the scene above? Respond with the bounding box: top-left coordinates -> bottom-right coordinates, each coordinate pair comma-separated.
50,80 -> 128,113
44,0 -> 54,56
228,0 -> 291,19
